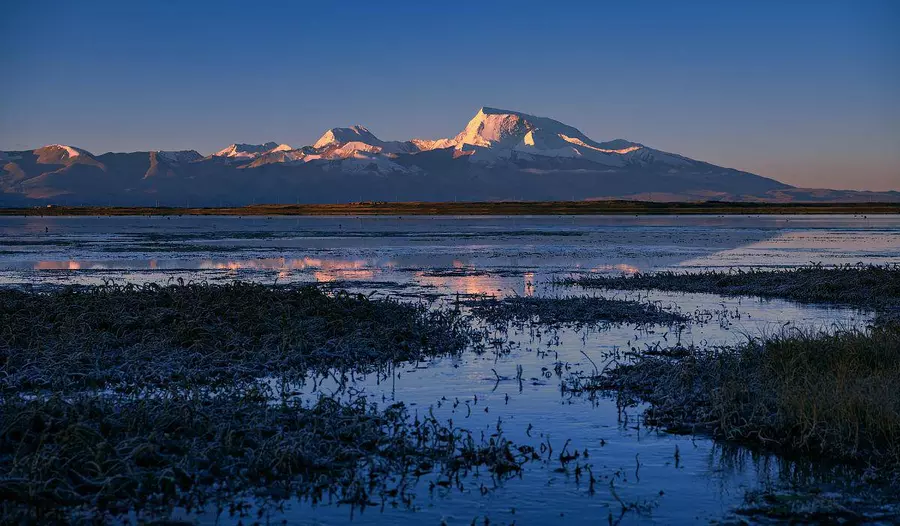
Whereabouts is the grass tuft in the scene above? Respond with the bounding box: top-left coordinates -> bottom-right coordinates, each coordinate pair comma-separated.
466,295 -> 686,328
568,324 -> 900,471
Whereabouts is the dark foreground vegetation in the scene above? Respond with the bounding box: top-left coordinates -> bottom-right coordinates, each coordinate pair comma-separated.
3,200 -> 900,216
568,324 -> 900,475
467,295 -> 686,328
564,264 -> 900,313
565,265 -> 900,475
0,283 -> 470,391
1,390 -> 531,523
0,283 -> 537,522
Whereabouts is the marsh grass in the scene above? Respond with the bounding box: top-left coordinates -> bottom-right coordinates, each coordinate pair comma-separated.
0,388 -> 533,522
561,264 -> 900,310
0,282 -> 471,392
567,324 -> 900,471
466,295 -> 686,329
0,283 -> 538,522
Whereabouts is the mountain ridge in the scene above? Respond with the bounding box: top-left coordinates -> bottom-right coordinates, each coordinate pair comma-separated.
2,107 -> 897,205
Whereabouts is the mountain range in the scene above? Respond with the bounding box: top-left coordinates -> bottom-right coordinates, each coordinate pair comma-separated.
2,107 -> 897,206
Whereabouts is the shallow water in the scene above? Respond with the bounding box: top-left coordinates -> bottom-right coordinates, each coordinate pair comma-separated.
2,215 -> 898,295
2,214 -> 898,524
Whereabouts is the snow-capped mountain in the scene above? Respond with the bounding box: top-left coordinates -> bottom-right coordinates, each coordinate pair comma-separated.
235,126 -> 420,173
2,107 -> 898,206
223,108 -> 655,173
34,144 -> 95,164
449,107 -> 643,160
258,107 -> 694,170
213,142 -> 291,161
315,126 -> 381,149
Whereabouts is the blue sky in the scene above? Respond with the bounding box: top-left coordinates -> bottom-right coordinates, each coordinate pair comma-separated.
1,0 -> 897,190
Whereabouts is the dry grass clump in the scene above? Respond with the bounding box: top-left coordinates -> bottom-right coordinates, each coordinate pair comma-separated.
562,264 -> 900,309
0,388 -> 532,522
568,324 -> 900,470
466,295 -> 686,328
0,282 -> 471,392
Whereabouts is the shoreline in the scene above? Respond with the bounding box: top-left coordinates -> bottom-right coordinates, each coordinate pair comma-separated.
1,200 -> 900,217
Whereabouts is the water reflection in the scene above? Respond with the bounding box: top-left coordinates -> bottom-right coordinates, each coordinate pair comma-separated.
34,261 -> 83,270
589,263 -> 640,274
197,257 -> 378,282
415,271 -> 506,296
13,215 -> 900,293
31,256 -> 540,296
32,256 -> 382,283
197,257 -> 370,272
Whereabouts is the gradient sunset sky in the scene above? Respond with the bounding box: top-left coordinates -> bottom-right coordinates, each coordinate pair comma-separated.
1,0 -> 897,190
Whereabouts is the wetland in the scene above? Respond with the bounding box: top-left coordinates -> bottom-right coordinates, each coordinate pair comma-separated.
1,214 -> 899,524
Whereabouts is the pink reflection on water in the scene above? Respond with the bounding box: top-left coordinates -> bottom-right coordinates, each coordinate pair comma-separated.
416,271 -> 505,296
34,261 -> 82,270
589,263 -> 641,275
199,257 -> 376,282
199,257 -> 367,271
313,269 -> 375,282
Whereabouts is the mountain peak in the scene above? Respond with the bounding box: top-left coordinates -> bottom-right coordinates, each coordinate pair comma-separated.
454,108 -> 531,148
314,126 -> 380,149
455,107 -> 580,149
478,106 -> 531,117
450,107 -> 646,157
213,142 -> 282,159
32,144 -> 94,165
38,144 -> 91,159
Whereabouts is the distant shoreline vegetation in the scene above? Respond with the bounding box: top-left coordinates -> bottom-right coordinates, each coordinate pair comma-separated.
1,200 -> 899,216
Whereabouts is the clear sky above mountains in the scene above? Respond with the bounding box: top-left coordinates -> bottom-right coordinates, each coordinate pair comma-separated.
1,0 -> 897,190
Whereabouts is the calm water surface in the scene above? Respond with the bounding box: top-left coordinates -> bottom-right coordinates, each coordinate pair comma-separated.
1,214 -> 898,292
